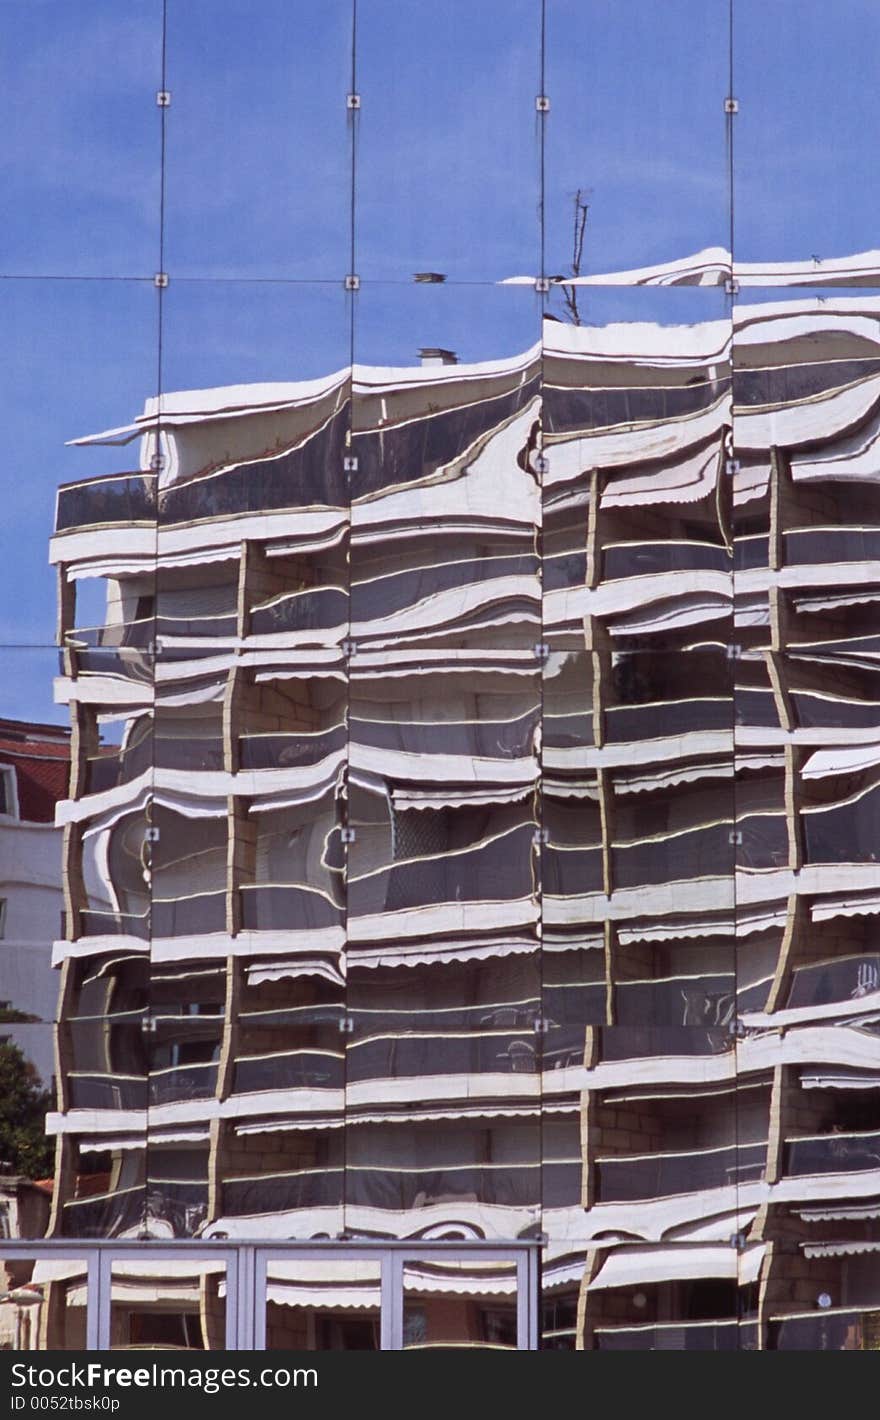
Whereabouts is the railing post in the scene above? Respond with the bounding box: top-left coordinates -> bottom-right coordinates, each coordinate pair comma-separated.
96,1250 -> 113,1351
85,1249 -> 101,1351
251,1248 -> 268,1351
380,1252 -> 404,1350
524,1247 -> 541,1350
226,1246 -> 244,1350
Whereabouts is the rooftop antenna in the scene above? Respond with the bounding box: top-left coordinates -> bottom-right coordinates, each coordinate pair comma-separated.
560,188 -> 589,326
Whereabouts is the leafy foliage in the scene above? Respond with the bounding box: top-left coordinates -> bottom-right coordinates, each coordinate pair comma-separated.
0,1006 -> 40,1024
0,1037 -> 53,1179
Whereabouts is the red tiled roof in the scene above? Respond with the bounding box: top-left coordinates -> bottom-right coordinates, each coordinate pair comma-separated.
0,718 -> 69,745
0,720 -> 71,822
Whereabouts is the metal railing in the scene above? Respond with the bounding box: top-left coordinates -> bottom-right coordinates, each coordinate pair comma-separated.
0,1238 -> 541,1351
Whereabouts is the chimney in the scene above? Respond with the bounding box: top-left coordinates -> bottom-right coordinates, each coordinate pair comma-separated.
419,348 -> 458,367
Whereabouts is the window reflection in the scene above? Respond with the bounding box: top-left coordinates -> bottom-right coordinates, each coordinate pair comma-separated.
30,147 -> 880,1347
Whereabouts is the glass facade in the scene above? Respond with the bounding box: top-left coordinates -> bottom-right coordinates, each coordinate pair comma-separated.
1,0 -> 880,1352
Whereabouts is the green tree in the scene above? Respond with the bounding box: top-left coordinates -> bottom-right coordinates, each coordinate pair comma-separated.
0,1037 -> 54,1179
0,1005 -> 40,1024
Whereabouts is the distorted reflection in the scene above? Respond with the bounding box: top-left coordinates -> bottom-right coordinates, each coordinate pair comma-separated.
23,285 -> 880,1349
261,1258 -> 381,1350
0,1257 -> 88,1350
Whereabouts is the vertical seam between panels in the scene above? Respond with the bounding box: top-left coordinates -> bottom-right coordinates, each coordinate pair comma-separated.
538,0 -> 547,1306
342,0 -> 358,1240
728,0 -> 741,1301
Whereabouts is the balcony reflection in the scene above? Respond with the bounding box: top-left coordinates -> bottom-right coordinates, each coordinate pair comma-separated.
41,264 -> 880,1348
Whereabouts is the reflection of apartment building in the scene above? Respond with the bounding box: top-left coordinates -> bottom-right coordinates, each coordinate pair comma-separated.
38,294 -> 880,1349
0,1179 -> 51,1348
0,718 -> 69,1087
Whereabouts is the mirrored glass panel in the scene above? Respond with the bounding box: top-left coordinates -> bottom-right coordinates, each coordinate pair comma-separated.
545,652 -> 734,928
544,1 -> 730,281
344,1112 -> 541,1241
355,0 -> 540,281
542,296 -> 732,654
161,282 -> 352,394
0,1256 -> 89,1350
345,652 -> 541,1240
208,1120 -> 344,1243
583,1246 -> 758,1350
147,963 -> 224,1116
346,662 -> 540,976
147,282 -> 352,1239
2,281 -> 158,648
731,290 -> 880,658
1,2 -> 162,277
346,956 -> 542,1242
51,952 -> 147,1242
141,1138 -> 211,1242
762,1237 -> 880,1350
0,649 -> 69,1033
60,1138 -> 147,1240
586,1079 -> 754,1214
259,1256 -> 381,1350
574,1024 -> 747,1277
734,1 -> 880,266
164,0 -> 352,279
732,288 -> 880,1301
351,286 -> 540,654
0,650 -> 68,1236
108,1257 -> 228,1349
540,1248 -> 582,1349
402,1257 -> 518,1350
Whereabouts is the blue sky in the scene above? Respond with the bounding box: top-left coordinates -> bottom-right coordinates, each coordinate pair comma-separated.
2,0 -> 880,718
